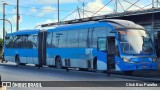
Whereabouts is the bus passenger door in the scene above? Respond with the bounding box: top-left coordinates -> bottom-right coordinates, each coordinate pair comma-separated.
107,36 -> 115,70
97,37 -> 107,70
156,31 -> 160,57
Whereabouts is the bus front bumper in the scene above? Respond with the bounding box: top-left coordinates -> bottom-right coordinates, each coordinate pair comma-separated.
116,62 -> 158,71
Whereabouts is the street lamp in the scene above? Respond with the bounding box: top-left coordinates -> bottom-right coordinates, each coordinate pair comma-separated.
34,25 -> 41,29
58,0 -> 60,25
0,19 -> 12,33
2,2 -> 8,42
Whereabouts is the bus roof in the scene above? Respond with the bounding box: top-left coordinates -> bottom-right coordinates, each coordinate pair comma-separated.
47,19 -> 145,32
100,19 -> 145,29
6,19 -> 145,35
48,21 -> 108,32
6,29 -> 40,36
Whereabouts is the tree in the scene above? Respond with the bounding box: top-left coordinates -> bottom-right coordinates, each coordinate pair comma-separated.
0,38 -> 3,47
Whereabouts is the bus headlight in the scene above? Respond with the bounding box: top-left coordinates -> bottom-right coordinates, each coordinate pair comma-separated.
152,57 -> 156,62
123,57 -> 130,62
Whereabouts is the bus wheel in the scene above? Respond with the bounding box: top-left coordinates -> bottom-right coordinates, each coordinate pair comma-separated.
20,63 -> 25,66
79,68 -> 88,71
55,57 -> 62,69
15,56 -> 20,67
123,70 -> 134,75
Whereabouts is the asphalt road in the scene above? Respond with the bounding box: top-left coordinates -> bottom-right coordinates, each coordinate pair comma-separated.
0,62 -> 160,90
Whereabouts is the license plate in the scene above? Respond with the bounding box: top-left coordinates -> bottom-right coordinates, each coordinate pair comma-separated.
142,65 -> 147,69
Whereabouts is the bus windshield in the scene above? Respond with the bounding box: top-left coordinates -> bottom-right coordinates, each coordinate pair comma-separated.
118,29 -> 154,55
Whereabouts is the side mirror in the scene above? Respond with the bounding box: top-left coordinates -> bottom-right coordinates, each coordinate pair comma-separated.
110,30 -> 116,33
97,37 -> 106,51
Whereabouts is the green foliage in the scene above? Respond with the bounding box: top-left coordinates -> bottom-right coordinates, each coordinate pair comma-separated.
0,38 -> 3,47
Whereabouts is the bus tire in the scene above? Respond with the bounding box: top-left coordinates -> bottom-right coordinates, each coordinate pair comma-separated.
20,63 -> 25,66
107,73 -> 110,76
66,68 -> 69,72
93,57 -> 97,70
123,70 -> 134,75
55,56 -> 62,69
15,55 -> 20,67
79,68 -> 88,71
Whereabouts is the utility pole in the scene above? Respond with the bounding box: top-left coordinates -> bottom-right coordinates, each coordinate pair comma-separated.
82,2 -> 84,18
58,0 -> 59,25
3,3 -> 7,42
77,6 -> 81,19
115,0 -> 117,13
16,0 -> 19,31
157,0 -> 159,7
152,0 -> 154,8
77,0 -> 85,18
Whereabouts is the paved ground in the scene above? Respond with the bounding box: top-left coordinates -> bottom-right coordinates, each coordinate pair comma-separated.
0,62 -> 160,90
0,62 -> 136,81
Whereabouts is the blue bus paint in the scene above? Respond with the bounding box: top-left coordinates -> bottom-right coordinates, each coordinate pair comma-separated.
115,55 -> 157,71
4,19 -> 158,74
46,48 -> 105,62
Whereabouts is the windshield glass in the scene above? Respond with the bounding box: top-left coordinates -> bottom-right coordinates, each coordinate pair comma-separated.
119,29 -> 154,55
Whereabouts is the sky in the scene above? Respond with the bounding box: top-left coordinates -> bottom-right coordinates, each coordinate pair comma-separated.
0,0 -> 155,38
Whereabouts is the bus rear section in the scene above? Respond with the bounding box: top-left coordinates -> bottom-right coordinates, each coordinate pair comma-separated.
4,30 -> 46,66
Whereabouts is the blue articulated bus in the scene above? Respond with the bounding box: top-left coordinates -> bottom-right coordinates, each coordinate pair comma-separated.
4,19 -> 158,75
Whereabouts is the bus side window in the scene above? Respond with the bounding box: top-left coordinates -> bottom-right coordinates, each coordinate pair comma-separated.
47,32 -> 56,48
56,31 -> 67,48
33,35 -> 38,48
11,36 -> 16,48
90,27 -> 108,48
27,35 -> 33,48
5,36 -> 10,48
78,29 -> 88,47
51,32 -> 58,48
15,35 -> 22,48
97,38 -> 106,51
67,30 -> 79,48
